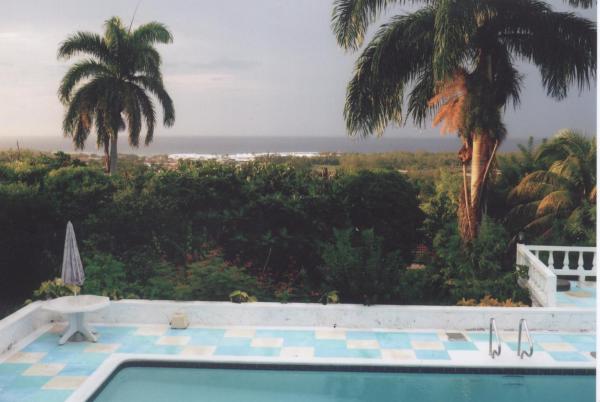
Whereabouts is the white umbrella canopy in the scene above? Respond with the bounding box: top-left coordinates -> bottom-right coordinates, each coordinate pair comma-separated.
61,221 -> 85,287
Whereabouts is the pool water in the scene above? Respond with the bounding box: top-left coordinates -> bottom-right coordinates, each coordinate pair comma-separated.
91,366 -> 595,402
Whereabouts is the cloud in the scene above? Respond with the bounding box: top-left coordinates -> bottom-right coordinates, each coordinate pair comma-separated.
166,57 -> 259,73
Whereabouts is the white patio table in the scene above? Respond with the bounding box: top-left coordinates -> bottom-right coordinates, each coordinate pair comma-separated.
43,295 -> 110,345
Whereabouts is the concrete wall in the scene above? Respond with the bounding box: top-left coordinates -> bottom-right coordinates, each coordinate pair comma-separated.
86,300 -> 595,332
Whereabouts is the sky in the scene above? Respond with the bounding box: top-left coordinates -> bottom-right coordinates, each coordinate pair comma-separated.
0,0 -> 596,144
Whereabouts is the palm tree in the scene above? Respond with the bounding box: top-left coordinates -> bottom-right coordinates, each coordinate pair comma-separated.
58,17 -> 175,174
508,130 -> 596,242
331,0 -> 596,241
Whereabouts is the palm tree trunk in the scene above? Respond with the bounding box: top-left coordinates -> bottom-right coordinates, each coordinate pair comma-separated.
459,132 -> 496,241
103,141 -> 110,174
109,135 -> 118,175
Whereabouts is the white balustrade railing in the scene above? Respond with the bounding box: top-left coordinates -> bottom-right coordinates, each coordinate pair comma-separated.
516,244 -> 596,307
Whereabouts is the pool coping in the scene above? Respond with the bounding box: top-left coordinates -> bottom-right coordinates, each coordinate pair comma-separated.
68,349 -> 597,402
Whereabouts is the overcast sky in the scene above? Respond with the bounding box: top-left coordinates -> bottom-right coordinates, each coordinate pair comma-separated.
0,0 -> 596,142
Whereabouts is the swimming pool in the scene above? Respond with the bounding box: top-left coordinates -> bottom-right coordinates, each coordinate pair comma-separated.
90,363 -> 595,402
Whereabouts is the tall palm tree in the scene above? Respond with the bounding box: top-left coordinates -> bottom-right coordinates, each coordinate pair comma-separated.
508,130 -> 596,242
331,0 -> 596,241
58,17 -> 175,174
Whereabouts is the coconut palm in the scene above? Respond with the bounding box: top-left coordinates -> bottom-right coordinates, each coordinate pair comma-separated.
331,0 -> 596,241
58,16 -> 175,174
508,130 -> 596,242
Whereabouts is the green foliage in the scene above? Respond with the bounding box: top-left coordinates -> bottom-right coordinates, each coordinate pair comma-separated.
229,290 -> 257,303
431,218 -> 530,304
508,131 -> 596,244
174,255 -> 262,301
28,278 -> 79,302
335,170 -> 424,260
320,229 -> 406,305
319,290 -> 340,305
82,253 -> 133,299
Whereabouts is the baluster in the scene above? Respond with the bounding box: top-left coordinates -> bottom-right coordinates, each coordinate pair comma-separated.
534,250 -> 539,258
592,253 -> 597,274
563,252 -> 570,272
578,251 -> 585,283
548,251 -> 554,270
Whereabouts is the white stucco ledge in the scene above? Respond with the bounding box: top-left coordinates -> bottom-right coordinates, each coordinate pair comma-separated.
82,299 -> 595,332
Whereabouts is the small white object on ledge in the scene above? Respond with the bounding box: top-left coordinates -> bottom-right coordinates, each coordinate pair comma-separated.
170,312 -> 189,329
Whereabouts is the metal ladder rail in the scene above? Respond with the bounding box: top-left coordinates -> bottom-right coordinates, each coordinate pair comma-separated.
517,318 -> 534,359
489,318 -> 501,358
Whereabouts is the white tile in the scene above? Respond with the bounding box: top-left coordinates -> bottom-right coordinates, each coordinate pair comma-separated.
84,343 -> 121,353
43,376 -> 87,390
23,364 -> 65,377
347,340 -> 379,349
315,329 -> 346,340
539,342 -> 576,352
411,341 -> 444,350
6,352 -> 46,364
280,347 -> 315,358
180,346 -> 216,356
135,325 -> 168,336
224,328 -> 256,338
251,338 -> 283,348
156,336 -> 190,346
381,349 -> 416,361
501,331 -> 519,342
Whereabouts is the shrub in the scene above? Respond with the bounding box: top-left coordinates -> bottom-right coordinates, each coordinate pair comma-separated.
175,255 -> 262,301
457,295 -> 527,307
335,170 -> 424,261
28,278 -> 79,302
320,228 -> 406,305
82,253 -> 135,299
431,218 -> 530,304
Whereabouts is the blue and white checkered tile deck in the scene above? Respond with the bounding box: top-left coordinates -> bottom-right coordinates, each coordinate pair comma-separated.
0,324 -> 596,402
556,281 -> 596,308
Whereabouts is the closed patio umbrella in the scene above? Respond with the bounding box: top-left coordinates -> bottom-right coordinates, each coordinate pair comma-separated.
61,221 -> 85,288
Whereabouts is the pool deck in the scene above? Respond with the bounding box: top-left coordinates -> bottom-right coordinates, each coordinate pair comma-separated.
0,322 -> 595,402
556,281 -> 596,308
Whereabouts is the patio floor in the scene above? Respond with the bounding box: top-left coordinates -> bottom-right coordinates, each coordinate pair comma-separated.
556,281 -> 596,308
0,323 -> 596,402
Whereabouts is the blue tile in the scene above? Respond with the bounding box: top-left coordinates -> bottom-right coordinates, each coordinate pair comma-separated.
408,333 -> 440,342
0,363 -> 29,375
465,332 -> 489,342
23,389 -> 73,402
532,334 -> 564,342
376,333 -> 411,349
444,341 -> 477,351
314,340 -> 347,350
8,375 -> 50,389
549,352 -> 590,362
415,350 -> 450,360
346,331 -> 377,340
218,338 -> 251,347
562,334 -> 596,344
214,346 -> 280,357
0,387 -> 39,402
315,348 -> 380,359
186,329 -> 225,345
571,342 -> 595,352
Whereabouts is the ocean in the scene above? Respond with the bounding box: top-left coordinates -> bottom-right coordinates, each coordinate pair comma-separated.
0,135 -> 542,158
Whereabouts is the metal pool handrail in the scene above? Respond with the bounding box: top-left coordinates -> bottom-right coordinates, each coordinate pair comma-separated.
517,318 -> 534,359
489,318 -> 501,358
